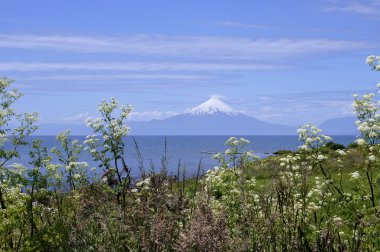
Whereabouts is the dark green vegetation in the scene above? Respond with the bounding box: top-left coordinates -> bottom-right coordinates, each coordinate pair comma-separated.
1,76 -> 380,251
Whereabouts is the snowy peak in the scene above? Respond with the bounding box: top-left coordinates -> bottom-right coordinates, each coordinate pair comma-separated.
186,96 -> 238,115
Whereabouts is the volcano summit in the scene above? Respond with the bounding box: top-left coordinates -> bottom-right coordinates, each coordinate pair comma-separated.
129,97 -> 296,135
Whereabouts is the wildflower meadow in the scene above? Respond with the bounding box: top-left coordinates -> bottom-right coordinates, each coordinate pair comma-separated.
0,56 -> 380,251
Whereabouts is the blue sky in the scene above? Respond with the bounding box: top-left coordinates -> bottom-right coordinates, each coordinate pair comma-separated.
1,0 -> 379,126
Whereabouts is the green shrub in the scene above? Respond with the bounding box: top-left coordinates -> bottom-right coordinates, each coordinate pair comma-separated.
273,149 -> 293,155
325,141 -> 345,150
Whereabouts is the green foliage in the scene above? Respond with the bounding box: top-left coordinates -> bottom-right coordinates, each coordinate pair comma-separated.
347,141 -> 359,149
51,130 -> 88,190
1,54 -> 380,251
273,149 -> 293,155
325,141 -> 345,150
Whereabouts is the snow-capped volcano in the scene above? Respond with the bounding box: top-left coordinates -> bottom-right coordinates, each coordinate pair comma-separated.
38,96 -> 296,135
186,96 -> 238,115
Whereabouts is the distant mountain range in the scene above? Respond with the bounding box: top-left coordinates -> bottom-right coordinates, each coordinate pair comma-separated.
35,98 -> 359,136
129,96 -> 297,135
318,116 -> 358,135
36,97 -> 296,135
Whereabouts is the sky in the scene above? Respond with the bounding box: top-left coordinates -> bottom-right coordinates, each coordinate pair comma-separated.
1,0 -> 379,126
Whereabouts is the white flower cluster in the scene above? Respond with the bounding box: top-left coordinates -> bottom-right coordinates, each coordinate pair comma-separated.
307,177 -> 333,211
353,91 -> 380,144
366,55 -> 380,71
86,98 -> 132,169
356,138 -> 366,146
66,161 -> 88,170
368,154 -> 376,162
87,117 -> 102,131
213,137 -> 256,169
136,177 -> 151,190
331,215 -> 343,227
0,131 -> 8,147
279,154 -> 301,171
297,123 -> 332,150
336,149 -> 346,156
204,165 -> 260,221
349,171 -> 360,180
225,136 -> 250,147
205,166 -> 228,184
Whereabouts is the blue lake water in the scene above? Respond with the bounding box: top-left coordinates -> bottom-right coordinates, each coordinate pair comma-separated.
12,135 -> 356,178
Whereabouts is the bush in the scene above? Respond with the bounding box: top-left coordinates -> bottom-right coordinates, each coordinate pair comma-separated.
347,142 -> 359,149
325,141 -> 345,150
273,149 -> 293,155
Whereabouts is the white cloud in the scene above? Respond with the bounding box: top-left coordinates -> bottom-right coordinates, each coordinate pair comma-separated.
60,112 -> 93,124
243,91 -> 357,125
213,20 -> 269,29
60,110 -> 177,123
0,61 -> 287,73
324,1 -> 380,16
209,94 -> 226,99
0,34 -> 373,60
127,111 -> 178,121
22,73 -> 210,81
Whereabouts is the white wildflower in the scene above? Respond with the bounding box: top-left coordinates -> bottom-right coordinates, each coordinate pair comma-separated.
333,216 -> 343,226
73,174 -> 81,180
366,55 -> 376,64
239,137 -> 250,145
317,154 -> 326,161
212,153 -> 222,160
349,171 -> 360,180
356,139 -> 366,145
225,137 -> 237,145
368,155 -> 376,162
336,150 -> 346,156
